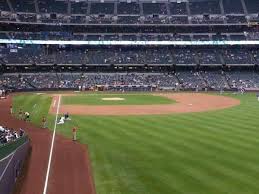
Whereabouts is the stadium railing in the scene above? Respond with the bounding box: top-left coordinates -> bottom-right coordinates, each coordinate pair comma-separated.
0,135 -> 30,194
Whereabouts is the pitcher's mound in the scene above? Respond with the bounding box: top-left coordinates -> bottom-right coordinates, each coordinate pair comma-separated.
101,97 -> 125,101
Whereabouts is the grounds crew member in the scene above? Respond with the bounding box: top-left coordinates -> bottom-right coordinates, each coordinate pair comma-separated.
42,116 -> 47,128
10,105 -> 12,114
18,109 -> 23,120
72,127 -> 77,141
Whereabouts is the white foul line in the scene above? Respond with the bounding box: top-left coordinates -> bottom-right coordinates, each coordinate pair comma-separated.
0,153 -> 14,181
43,95 -> 61,194
0,140 -> 29,182
53,99 -> 56,108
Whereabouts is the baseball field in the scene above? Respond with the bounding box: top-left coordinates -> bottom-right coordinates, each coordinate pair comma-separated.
11,92 -> 259,194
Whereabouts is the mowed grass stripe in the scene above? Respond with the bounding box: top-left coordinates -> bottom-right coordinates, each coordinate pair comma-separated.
74,116 -> 259,192
124,117 -> 259,178
124,116 -> 259,156
13,94 -> 52,125
160,114 -> 259,146
71,117 -> 221,193
106,122 -> 259,193
166,117 -> 259,152
66,113 -> 259,191
85,117 -> 228,193
120,118 -> 258,189
130,128 -> 259,192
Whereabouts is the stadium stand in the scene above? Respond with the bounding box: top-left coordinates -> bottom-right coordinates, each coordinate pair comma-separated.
223,0 -> 244,14
1,45 -> 259,66
71,1 -> 88,14
1,69 -> 259,91
117,2 -> 140,15
0,0 -> 258,92
0,0 -> 255,25
189,0 -> 221,15
169,2 -> 187,15
245,0 -> 259,14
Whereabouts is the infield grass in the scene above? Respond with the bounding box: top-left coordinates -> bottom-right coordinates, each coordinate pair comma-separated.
12,92 -> 259,194
62,93 -> 175,105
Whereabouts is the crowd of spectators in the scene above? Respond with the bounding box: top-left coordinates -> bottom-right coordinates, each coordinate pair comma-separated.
1,45 -> 258,65
222,49 -> 254,64
1,70 -> 259,91
0,126 -> 24,145
225,71 -> 259,89
0,0 -> 257,25
3,31 -> 258,41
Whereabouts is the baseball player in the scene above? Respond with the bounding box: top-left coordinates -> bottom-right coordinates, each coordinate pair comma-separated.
18,109 -> 23,120
72,127 -> 77,141
240,87 -> 245,95
42,116 -> 47,128
24,112 -> 30,121
256,93 -> 259,101
10,105 -> 13,114
57,116 -> 65,125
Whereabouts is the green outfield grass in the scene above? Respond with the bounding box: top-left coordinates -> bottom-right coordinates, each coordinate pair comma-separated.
12,92 -> 259,194
62,94 -> 174,105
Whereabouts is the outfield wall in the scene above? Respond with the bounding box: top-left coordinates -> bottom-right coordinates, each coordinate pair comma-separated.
4,86 -> 239,93
0,137 -> 30,194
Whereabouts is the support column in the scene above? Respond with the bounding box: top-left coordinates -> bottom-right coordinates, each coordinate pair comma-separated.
140,2 -> 144,16
87,2 -> 91,15
34,0 -> 39,13
219,0 -> 225,15
240,0 -> 248,14
68,0 -> 71,15
114,2 -> 117,15
166,2 -> 170,16
6,0 -> 14,12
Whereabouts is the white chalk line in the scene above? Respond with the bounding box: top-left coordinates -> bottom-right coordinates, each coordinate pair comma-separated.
0,152 -> 13,162
32,104 -> 38,114
0,153 -> 15,181
42,95 -> 61,194
53,99 -> 56,108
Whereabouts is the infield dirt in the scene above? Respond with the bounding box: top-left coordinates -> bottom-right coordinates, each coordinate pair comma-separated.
50,93 -> 240,116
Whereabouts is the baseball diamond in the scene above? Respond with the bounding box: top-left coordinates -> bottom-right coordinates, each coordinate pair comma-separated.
49,93 -> 240,115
